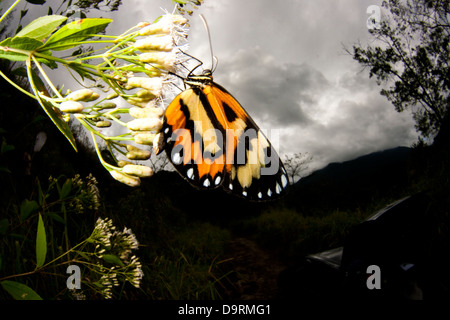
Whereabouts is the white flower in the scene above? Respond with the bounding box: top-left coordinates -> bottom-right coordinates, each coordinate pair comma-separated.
123,164 -> 154,178
127,118 -> 163,131
133,35 -> 174,52
129,106 -> 164,119
66,89 -> 99,102
109,170 -> 141,187
133,132 -> 157,145
125,228 -> 139,248
138,14 -> 188,40
59,101 -> 84,113
126,77 -> 163,96
139,51 -> 178,71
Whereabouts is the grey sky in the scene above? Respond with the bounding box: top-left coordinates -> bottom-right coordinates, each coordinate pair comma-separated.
186,0 -> 418,170
1,0 -> 419,172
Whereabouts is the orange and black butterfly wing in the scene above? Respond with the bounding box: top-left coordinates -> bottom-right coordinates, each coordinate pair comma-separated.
160,80 -> 289,200
161,86 -> 227,189
204,83 -> 290,201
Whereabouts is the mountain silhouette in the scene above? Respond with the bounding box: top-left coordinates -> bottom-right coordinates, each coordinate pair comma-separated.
286,147 -> 412,215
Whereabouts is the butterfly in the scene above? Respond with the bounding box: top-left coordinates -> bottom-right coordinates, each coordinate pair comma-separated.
155,65 -> 290,201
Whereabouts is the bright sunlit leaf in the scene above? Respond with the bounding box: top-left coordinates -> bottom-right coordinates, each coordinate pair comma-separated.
15,15 -> 67,42
36,213 -> 47,268
43,18 -> 113,51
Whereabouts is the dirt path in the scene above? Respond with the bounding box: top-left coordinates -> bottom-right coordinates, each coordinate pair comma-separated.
221,237 -> 286,300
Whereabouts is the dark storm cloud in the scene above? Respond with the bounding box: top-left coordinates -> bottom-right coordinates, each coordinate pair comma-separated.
36,0 -> 418,170
214,47 -> 330,128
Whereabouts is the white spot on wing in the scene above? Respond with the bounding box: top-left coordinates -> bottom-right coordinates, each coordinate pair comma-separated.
187,168 -> 194,180
267,189 -> 272,197
281,174 -> 288,188
258,192 -> 262,199
172,152 -> 181,164
276,182 -> 282,194
242,191 -> 247,197
215,176 -> 221,185
203,178 -> 211,187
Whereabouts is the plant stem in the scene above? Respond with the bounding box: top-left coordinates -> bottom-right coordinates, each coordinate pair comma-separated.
31,55 -> 63,98
0,0 -> 22,25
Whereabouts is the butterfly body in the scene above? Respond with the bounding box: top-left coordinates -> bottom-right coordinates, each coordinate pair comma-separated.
159,70 -> 289,201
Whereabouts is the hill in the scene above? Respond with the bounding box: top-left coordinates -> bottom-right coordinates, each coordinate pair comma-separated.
286,147 -> 412,215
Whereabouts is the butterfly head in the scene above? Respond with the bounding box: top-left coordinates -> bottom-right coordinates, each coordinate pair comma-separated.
185,68 -> 214,87
201,69 -> 213,77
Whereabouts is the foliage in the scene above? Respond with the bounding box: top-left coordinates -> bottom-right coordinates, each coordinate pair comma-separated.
0,173 -> 143,300
350,0 -> 450,139
231,207 -> 366,262
0,0 -> 191,187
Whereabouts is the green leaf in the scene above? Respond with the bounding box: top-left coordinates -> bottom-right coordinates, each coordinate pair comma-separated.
37,178 -> 45,206
20,199 -> 39,221
15,15 -> 67,41
0,218 -> 9,235
1,280 -> 42,300
45,212 -> 66,224
0,166 -> 11,174
0,37 -> 43,62
102,254 -> 124,267
0,37 -> 56,68
26,68 -> 77,151
43,18 -> 113,51
36,213 -> 47,268
59,178 -> 72,199
1,139 -> 15,154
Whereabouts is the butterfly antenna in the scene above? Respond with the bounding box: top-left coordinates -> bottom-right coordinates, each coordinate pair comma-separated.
199,14 -> 217,72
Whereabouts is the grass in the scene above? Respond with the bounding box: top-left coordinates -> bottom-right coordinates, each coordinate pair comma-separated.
230,206 -> 367,262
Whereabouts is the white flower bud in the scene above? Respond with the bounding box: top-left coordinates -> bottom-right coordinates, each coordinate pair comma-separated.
123,164 -> 154,177
59,101 -> 84,113
126,149 -> 151,160
127,118 -> 163,131
167,14 -> 188,26
137,21 -> 150,29
110,170 -> 140,187
139,21 -> 171,36
106,92 -> 119,100
139,51 -> 177,71
129,106 -> 164,119
66,89 -> 99,102
118,160 -> 133,167
133,35 -> 173,52
127,77 -> 163,96
134,133 -> 156,145
95,102 -> 117,110
138,15 -> 187,36
95,120 -> 112,128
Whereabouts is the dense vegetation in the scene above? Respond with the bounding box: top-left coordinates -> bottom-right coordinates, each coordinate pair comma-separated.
1,65 -> 449,299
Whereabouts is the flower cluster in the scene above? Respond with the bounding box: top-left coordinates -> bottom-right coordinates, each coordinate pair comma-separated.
1,1 -> 193,188
68,173 -> 101,214
65,11 -> 188,187
88,217 -> 143,299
